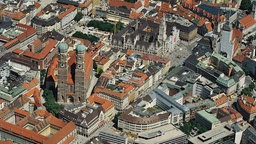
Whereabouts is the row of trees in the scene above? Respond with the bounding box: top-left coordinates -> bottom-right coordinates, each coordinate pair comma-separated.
72,31 -> 99,43
87,20 -> 124,33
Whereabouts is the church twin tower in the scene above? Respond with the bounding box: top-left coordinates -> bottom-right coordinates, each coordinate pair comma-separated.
57,42 -> 93,103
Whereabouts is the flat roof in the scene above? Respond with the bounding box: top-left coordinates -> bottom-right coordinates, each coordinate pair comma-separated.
196,110 -> 220,124
136,124 -> 186,144
189,126 -> 234,144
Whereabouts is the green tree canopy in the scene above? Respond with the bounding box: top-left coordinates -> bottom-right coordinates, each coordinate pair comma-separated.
43,89 -> 63,116
87,20 -> 124,33
240,0 -> 252,11
74,12 -> 83,22
72,31 -> 99,43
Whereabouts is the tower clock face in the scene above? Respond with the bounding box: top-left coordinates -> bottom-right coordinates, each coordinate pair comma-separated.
60,63 -> 65,67
77,64 -> 82,69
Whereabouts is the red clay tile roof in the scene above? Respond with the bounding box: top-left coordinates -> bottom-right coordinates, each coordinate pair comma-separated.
23,38 -> 57,60
58,5 -> 76,19
129,10 -> 143,19
4,24 -> 36,49
94,82 -> 134,100
214,93 -> 228,106
232,28 -> 243,40
45,121 -> 76,144
12,48 -> 24,55
22,78 -> 39,90
88,94 -> 114,112
47,57 -> 58,82
32,39 -> 41,46
239,14 -> 256,29
233,47 -> 252,63
11,11 -> 25,20
14,107 -> 29,117
144,0 -> 149,7
238,95 -> 256,114
109,0 -> 142,10
34,2 -> 41,8
205,22 -> 213,32
0,119 -> 48,143
0,140 -> 13,144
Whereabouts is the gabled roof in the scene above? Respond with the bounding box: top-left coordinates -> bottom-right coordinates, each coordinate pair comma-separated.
88,94 -> 114,112
239,14 -> 256,29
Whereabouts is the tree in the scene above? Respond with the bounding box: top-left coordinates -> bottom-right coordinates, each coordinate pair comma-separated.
72,31 -> 99,43
43,89 -> 63,116
93,60 -> 97,70
240,0 -> 252,12
119,6 -> 128,9
96,68 -> 104,78
87,20 -> 124,33
74,12 -> 83,22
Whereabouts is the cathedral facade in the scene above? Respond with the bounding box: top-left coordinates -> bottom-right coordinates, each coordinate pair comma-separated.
57,42 -> 94,103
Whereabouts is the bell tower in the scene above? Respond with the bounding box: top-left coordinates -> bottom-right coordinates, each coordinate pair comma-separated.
158,14 -> 167,54
75,44 -> 87,103
57,42 -> 69,102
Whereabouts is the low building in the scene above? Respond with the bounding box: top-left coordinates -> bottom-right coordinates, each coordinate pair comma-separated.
32,3 -> 77,35
188,125 -> 235,144
12,38 -> 58,70
0,23 -> 37,50
88,94 -> 116,121
135,124 -> 187,144
0,61 -> 40,103
57,0 -> 93,15
0,109 -> 76,144
195,109 -> 222,130
185,52 -> 245,95
186,99 -> 215,119
58,104 -> 104,137
94,76 -> 136,110
237,95 -> 256,122
237,14 -> 256,35
118,88 -> 190,133
99,131 -> 128,144
241,126 -> 256,144
195,107 -> 243,129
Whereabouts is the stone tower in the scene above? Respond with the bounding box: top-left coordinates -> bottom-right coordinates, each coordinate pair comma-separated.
158,14 -> 167,53
57,42 -> 69,102
216,15 -> 234,60
74,44 -> 87,102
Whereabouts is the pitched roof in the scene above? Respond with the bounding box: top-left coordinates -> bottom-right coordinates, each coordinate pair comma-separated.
238,95 -> 256,114
0,119 -> 48,143
58,5 -> 76,19
46,57 -> 58,82
22,78 -> 39,90
239,14 -> 256,29
214,93 -> 228,106
23,38 -> 57,60
88,94 -> 114,112
108,0 -> 142,10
